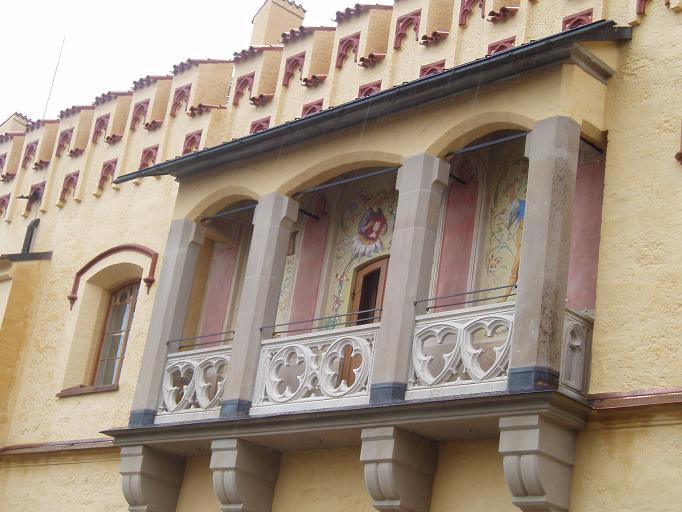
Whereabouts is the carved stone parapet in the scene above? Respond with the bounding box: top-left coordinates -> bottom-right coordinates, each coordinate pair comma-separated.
499,414 -> 580,512
120,445 -> 184,512
210,439 -> 281,512
360,426 -> 437,512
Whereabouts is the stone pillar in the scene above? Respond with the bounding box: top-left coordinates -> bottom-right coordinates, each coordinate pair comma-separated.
499,414 -> 580,512
370,153 -> 449,403
120,445 -> 185,512
129,218 -> 205,426
220,193 -> 299,417
508,116 -> 581,392
210,439 -> 281,512
360,426 -> 438,512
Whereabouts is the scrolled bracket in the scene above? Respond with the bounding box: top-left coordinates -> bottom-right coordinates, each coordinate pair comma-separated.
210,439 -> 281,512
120,445 -> 184,512
360,426 -> 437,512
499,414 -> 580,512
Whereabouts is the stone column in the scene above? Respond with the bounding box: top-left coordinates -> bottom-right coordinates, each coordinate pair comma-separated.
120,445 -> 185,512
129,218 -> 205,426
508,116 -> 581,392
220,192 -> 299,417
499,414 -> 580,512
370,153 -> 449,403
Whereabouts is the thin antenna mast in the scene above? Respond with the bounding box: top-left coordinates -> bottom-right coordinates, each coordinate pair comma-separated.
42,36 -> 66,119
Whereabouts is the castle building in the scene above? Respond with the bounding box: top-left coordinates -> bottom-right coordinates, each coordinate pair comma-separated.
1,0 -> 681,510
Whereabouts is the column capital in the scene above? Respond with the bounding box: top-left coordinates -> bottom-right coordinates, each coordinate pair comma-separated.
252,192 -> 299,230
397,153 -> 450,193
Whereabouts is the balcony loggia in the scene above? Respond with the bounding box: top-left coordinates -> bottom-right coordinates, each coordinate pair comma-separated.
144,121 -> 601,425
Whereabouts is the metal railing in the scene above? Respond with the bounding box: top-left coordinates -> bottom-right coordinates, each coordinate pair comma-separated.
262,308 -> 382,337
415,285 -> 518,312
166,330 -> 235,352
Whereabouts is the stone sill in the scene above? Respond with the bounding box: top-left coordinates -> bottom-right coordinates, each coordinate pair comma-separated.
56,383 -> 118,398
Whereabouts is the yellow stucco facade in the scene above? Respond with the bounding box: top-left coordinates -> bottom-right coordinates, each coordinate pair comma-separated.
1,0 -> 681,510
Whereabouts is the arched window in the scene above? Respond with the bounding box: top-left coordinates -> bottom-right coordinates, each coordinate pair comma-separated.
92,282 -> 140,386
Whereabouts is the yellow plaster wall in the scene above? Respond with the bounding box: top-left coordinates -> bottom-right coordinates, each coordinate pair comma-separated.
271,447 -> 375,512
431,439 -> 517,512
175,456 -> 221,511
571,415 -> 682,511
590,1 -> 682,393
0,449 -> 125,511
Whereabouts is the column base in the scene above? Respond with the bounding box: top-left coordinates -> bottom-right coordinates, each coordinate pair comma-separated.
507,366 -> 559,392
128,409 -> 157,427
220,399 -> 252,418
369,382 -> 406,404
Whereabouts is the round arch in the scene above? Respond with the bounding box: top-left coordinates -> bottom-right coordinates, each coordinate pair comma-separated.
278,150 -> 404,197
426,111 -> 535,159
180,185 -> 260,222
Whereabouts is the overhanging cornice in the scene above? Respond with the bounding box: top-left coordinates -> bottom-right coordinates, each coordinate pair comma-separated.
115,20 -> 630,184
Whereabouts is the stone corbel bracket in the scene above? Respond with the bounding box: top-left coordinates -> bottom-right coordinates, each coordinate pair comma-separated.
120,445 -> 184,512
360,426 -> 438,512
210,439 -> 281,512
499,414 -> 583,512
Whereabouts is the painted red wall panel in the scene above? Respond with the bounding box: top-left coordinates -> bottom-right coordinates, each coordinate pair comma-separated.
567,158 -> 605,310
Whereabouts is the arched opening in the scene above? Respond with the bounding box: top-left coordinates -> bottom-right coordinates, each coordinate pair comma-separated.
274,166 -> 398,334
176,199 -> 256,351
430,130 -> 528,312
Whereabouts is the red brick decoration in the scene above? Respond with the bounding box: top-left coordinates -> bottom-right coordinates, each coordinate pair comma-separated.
488,6 -> 519,23
637,0 -> 649,14
283,52 -> 306,86
459,0 -> 486,26
233,73 -> 255,105
301,74 -> 327,87
336,33 -> 360,68
33,159 -> 50,171
394,10 -> 421,49
358,81 -> 382,98
139,145 -> 159,170
358,53 -> 386,67
182,130 -> 202,155
302,99 -> 324,117
92,115 -> 110,143
170,85 -> 192,116
67,244 -> 159,307
0,194 -> 9,217
563,9 -> 593,31
488,36 -> 516,55
420,60 -> 446,77
675,120 -> 682,165
130,100 -> 150,129
98,159 -> 118,190
335,4 -> 392,23
56,129 -> 73,157
250,117 -> 271,134
22,141 -> 38,169
26,181 -> 45,212
60,171 -> 80,203
420,31 -> 448,46
250,94 -> 274,106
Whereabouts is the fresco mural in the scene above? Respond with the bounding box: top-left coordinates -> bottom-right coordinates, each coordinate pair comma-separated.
275,253 -> 297,329
323,173 -> 398,327
478,155 -> 528,302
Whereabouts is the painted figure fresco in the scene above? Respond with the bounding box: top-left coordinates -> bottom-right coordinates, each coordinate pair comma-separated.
479,155 -> 528,301
325,174 -> 398,327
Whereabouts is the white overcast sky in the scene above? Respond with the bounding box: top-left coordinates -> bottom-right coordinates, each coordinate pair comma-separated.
1,0 -> 392,121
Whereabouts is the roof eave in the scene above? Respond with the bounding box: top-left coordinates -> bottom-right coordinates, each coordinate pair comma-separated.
115,20 -> 630,185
